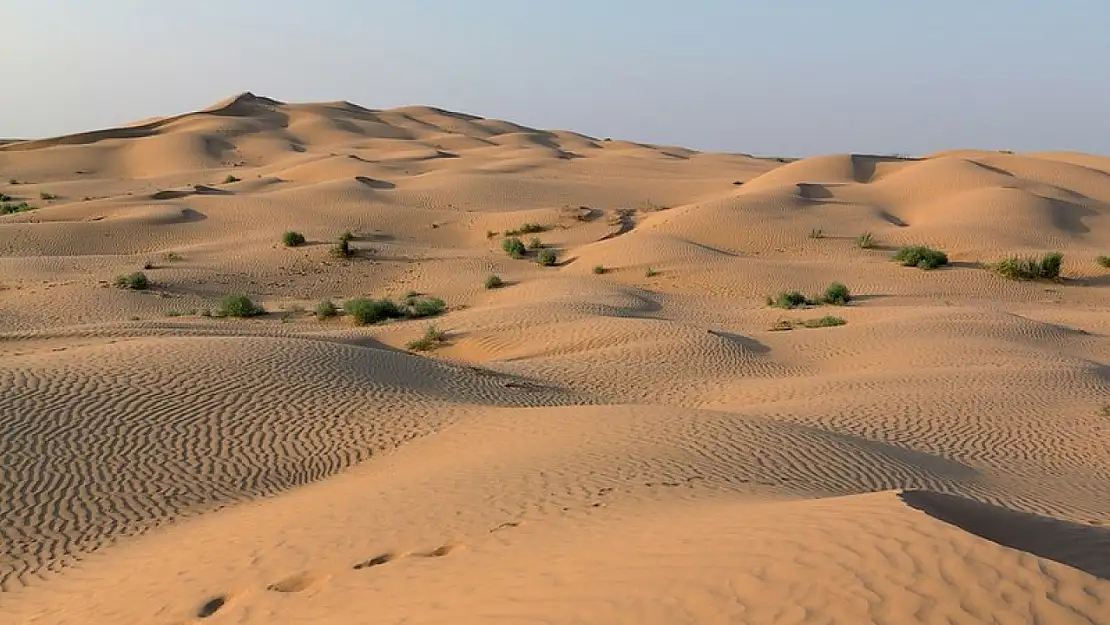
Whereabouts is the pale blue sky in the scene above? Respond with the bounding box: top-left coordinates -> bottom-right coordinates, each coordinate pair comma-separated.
2,1 -> 1107,155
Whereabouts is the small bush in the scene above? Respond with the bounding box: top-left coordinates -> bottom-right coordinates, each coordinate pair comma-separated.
339,231 -> 355,243
994,252 -> 1063,280
164,252 -> 183,262
505,223 -> 546,236
343,298 -> 400,325
1097,256 -> 1110,269
282,231 -> 306,247
856,232 -> 875,249
537,248 -> 557,266
808,228 -> 825,239
39,192 -> 58,200
502,237 -> 526,258
822,282 -> 851,305
223,175 -> 240,184
486,230 -> 498,239
485,275 -> 504,289
218,294 -> 264,318
408,297 -> 446,318
0,201 -> 34,214
407,325 -> 448,352
593,265 -> 607,275
645,268 -> 659,277
331,238 -> 355,259
804,316 -> 847,328
894,246 -> 949,270
0,193 -> 10,202
767,291 -> 813,309
114,272 -> 150,290
315,299 -> 338,318
527,237 -> 543,250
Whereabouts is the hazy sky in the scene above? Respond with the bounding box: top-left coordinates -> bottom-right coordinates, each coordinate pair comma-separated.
2,1 -> 1107,156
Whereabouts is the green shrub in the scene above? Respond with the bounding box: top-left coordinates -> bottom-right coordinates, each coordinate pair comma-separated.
502,237 -> 526,258
822,282 -> 851,305
537,248 -> 557,266
1097,256 -> 1110,269
339,231 -> 355,243
767,291 -> 813,309
407,325 -> 448,352
0,193 -> 10,202
645,268 -> 659,277
343,298 -> 400,325
331,238 -> 355,259
505,223 -> 546,236
485,275 -> 504,289
593,265 -> 607,275
218,294 -> 264,318
282,231 -> 306,247
223,175 -> 240,184
804,316 -> 847,328
114,272 -> 150,290
39,192 -> 58,200
994,252 -> 1063,280
408,297 -> 446,318
0,201 -> 34,214
856,232 -> 875,249
315,299 -> 338,318
527,237 -> 543,250
894,246 -> 949,269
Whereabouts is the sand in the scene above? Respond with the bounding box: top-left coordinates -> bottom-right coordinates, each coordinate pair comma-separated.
1,92 -> 1108,624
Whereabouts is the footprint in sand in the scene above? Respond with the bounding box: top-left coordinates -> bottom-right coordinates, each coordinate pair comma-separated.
196,595 -> 228,619
352,544 -> 458,570
352,552 -> 396,570
267,571 -> 327,593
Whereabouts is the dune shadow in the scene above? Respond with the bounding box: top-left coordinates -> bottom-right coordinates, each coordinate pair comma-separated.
1039,195 -> 1098,235
900,490 -> 1110,580
850,154 -> 918,183
796,182 -> 834,200
876,209 -> 909,227
707,329 -> 771,354
355,176 -> 396,190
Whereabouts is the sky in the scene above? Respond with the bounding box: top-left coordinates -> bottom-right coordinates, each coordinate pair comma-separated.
1,1 -> 1108,156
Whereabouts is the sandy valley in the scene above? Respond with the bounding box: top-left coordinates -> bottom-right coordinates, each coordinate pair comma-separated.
1,93 -> 1108,624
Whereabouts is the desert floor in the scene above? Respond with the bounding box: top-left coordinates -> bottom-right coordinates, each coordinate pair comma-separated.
1,93 -> 1108,624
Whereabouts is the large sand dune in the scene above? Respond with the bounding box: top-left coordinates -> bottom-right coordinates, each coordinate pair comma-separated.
1,93 -> 1108,623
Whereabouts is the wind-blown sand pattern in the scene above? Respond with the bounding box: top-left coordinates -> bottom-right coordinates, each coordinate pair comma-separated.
1,93 -> 1108,624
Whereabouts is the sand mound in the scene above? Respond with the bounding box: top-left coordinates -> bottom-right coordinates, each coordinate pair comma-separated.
1,93 -> 1109,624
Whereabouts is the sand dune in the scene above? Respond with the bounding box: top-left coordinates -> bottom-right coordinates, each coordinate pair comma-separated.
1,94 -> 1109,623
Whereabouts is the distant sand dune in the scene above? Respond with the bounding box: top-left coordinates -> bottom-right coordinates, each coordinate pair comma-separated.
1,93 -> 1109,624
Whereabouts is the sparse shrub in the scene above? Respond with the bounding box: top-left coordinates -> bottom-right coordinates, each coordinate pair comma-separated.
39,192 -> 57,200
645,268 -> 659,277
403,290 -> 419,305
1097,256 -> 1110,269
856,232 -> 875,249
527,237 -> 543,250
8,179 -> 18,185
502,237 -> 526,258
894,246 -> 949,270
505,223 -> 546,236
593,265 -> 607,275
485,275 -> 504,289
769,319 -> 796,331
767,291 -> 813,309
808,228 -> 825,239
0,201 -> 34,214
637,200 -> 666,212
343,298 -> 400,325
223,175 -> 240,184
804,316 -> 846,328
315,299 -> 338,318
408,297 -> 446,318
331,238 -> 355,259
407,325 -> 448,352
164,252 -> 183,262
486,230 -> 498,239
537,248 -> 557,266
994,252 -> 1063,280
218,294 -> 264,318
282,231 -> 306,247
0,193 -> 9,202
114,272 -> 150,290
142,262 -> 155,270
822,282 -> 851,305
339,231 -> 355,243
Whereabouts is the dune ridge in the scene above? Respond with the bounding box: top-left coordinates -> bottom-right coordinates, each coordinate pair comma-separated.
1,94 -> 1109,623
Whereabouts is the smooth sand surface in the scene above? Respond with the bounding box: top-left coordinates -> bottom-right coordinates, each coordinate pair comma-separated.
1,93 -> 1108,624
